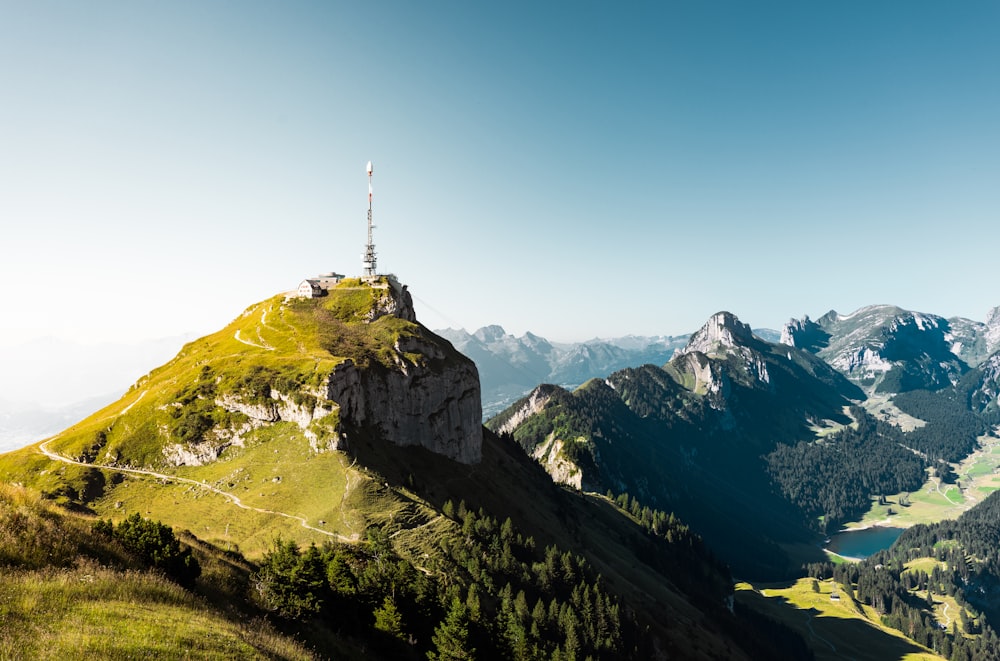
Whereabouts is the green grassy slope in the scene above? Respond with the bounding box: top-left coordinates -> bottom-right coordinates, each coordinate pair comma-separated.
0,483 -> 315,660
8,277 -> 421,473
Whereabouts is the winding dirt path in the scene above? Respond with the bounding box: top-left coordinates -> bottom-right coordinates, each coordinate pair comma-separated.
38,439 -> 356,543
234,329 -> 274,351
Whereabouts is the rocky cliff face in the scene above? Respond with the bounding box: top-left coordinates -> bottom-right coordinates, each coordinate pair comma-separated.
493,384 -> 559,437
530,435 -> 583,490
158,276 -> 482,467
986,307 -> 1000,354
321,279 -> 481,464
779,315 -> 831,352
673,312 -> 775,402
677,312 -> 758,358
325,342 -> 482,464
971,352 -> 1000,415
299,280 -> 482,464
364,277 -> 417,324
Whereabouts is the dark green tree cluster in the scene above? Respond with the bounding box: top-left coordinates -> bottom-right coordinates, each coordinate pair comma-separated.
434,499 -> 636,660
250,538 -> 329,619
249,502 -> 688,660
233,364 -> 314,407
250,529 -> 439,657
831,557 -> 999,660
92,513 -> 200,586
610,490 -> 691,539
765,407 -> 925,527
169,365 -> 222,444
893,385 -> 1000,462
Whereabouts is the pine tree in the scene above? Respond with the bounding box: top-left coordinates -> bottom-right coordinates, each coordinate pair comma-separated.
374,595 -> 405,640
428,598 -> 475,661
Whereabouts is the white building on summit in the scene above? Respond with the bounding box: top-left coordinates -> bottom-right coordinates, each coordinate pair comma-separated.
297,272 -> 345,298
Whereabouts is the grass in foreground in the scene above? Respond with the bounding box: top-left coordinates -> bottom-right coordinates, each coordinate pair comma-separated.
0,483 -> 316,660
0,564 -> 313,660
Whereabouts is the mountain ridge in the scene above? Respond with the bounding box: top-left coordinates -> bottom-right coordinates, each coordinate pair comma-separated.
4,294 -> 999,656
782,304 -> 1000,394
490,311 -> 867,578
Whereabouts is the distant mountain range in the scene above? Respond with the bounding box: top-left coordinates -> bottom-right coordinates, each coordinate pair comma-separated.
782,304 -> 1000,393
0,395 -> 118,453
436,325 -> 780,418
490,304 -> 1000,578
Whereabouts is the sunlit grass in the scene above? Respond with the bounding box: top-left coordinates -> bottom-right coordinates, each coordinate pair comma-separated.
0,483 -> 315,660
0,564 -> 315,660
89,427 -> 370,558
846,434 -> 1000,530
737,578 -> 943,661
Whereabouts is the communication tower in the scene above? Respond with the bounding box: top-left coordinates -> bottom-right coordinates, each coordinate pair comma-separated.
362,160 -> 377,277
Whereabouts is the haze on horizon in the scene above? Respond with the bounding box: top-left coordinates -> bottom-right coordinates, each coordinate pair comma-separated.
2,2 -> 998,349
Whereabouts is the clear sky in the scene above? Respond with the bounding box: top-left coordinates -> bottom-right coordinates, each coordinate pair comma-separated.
2,1 -> 999,349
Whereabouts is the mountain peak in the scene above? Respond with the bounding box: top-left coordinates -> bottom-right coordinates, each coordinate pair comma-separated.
473,325 -> 508,343
780,315 -> 831,352
28,276 -> 484,473
679,311 -> 757,356
986,306 -> 1000,329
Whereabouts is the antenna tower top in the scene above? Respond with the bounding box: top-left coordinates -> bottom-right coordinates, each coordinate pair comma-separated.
362,161 -> 377,277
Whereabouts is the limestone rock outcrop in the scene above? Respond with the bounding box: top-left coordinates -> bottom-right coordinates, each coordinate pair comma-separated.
678,312 -> 757,358
325,352 -> 482,463
214,391 -> 342,452
493,384 -> 559,437
364,278 -> 417,323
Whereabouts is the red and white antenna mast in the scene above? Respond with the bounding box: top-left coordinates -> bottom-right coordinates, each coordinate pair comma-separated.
362,160 -> 377,277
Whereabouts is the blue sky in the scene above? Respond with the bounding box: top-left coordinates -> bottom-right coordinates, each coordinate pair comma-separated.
2,1 -> 998,348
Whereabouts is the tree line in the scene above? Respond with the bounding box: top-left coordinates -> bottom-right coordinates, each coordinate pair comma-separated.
250,500 -> 646,660
765,407 -> 926,528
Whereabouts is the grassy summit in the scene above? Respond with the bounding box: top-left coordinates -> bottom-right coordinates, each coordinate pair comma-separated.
0,276 -> 464,554
13,277 -> 421,463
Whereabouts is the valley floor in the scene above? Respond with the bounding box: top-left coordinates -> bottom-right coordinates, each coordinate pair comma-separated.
744,426 -> 1000,660
845,431 -> 1000,532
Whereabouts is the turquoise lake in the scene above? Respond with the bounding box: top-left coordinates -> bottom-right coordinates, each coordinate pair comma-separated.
825,526 -> 904,559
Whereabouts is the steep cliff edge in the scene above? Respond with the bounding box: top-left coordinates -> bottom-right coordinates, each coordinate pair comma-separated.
9,276 -> 482,484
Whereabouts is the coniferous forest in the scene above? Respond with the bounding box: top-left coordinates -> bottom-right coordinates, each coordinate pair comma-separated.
765,407 -> 926,528
802,491 -> 1000,661
249,497 -> 811,660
